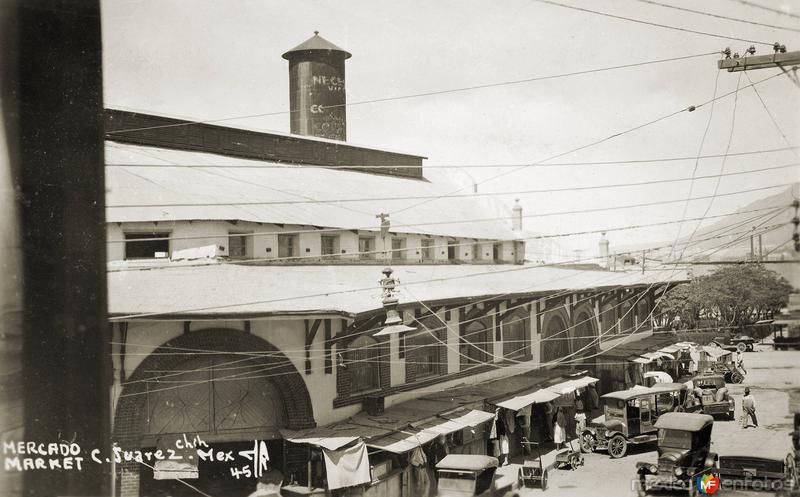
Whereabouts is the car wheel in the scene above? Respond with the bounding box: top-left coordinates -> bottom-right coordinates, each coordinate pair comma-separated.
579,432 -> 595,453
608,434 -> 628,459
541,469 -> 548,491
737,342 -> 747,353
746,343 -> 754,352
731,371 -> 744,384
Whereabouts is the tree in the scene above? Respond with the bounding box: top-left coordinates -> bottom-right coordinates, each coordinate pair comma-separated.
659,264 -> 793,336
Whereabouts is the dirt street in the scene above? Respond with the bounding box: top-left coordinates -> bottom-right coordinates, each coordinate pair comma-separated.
518,346 -> 799,497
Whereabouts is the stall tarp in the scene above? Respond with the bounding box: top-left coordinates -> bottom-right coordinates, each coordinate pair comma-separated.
642,351 -> 675,360
495,387 -> 560,410
631,356 -> 651,364
282,423 -> 388,451
702,346 -> 732,359
569,376 -> 599,389
368,409 -> 494,454
365,429 -> 432,454
322,441 -> 372,490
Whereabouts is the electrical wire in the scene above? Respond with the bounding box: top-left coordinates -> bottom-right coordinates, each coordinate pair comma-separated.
388,71 -> 785,216
106,161 -> 800,208
669,69 -> 723,259
530,0 -> 777,45
107,182 -> 795,254
724,0 -> 800,20
105,145 -> 800,170
104,51 -> 719,136
107,217 -> 788,325
677,72 -> 745,263
633,0 -> 800,33
744,71 -> 800,161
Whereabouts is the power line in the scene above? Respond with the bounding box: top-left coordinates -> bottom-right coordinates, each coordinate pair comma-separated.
105,145 -> 800,170
724,0 -> 800,20
530,0 -> 777,45
388,70 -> 785,216
744,71 -> 800,162
107,202 -> 792,276
107,161 -> 800,208
108,217 -> 777,322
104,51 -> 719,136
634,0 -> 800,33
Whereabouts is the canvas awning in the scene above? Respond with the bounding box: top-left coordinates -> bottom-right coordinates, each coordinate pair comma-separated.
642,351 -> 675,360
281,423 -> 389,451
659,345 -> 681,354
702,346 -> 732,359
366,409 -> 494,454
494,387 -> 560,411
630,356 -> 651,364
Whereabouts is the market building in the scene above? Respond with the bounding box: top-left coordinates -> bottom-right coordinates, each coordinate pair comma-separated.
105,33 -> 687,497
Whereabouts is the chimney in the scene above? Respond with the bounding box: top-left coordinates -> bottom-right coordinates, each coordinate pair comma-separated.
599,232 -> 610,269
282,31 -> 351,141
512,199 -> 523,231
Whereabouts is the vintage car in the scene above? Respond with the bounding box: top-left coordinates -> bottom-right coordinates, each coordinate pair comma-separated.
635,412 -> 717,497
711,335 -> 755,352
689,374 -> 735,420
580,384 -> 689,458
701,346 -> 745,384
435,455 -> 521,497
718,453 -> 797,493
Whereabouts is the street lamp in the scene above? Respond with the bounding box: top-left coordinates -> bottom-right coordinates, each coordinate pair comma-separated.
373,267 -> 416,336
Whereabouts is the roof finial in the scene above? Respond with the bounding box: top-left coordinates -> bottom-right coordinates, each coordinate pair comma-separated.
314,30 -> 319,36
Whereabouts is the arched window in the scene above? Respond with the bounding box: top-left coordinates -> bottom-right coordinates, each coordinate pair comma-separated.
346,335 -> 380,393
573,311 -> 597,358
412,320 -> 441,378
502,311 -> 529,359
460,320 -> 490,369
636,298 -> 651,330
542,314 -> 569,363
600,303 -> 616,336
620,302 -> 634,335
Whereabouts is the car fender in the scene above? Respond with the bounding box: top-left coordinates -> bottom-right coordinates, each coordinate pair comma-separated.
704,452 -> 719,470
603,419 -> 625,434
636,461 -> 656,474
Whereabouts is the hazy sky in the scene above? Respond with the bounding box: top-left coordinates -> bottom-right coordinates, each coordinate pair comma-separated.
101,0 -> 800,254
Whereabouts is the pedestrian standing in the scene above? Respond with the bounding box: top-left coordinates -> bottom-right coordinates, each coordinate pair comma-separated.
736,350 -> 747,374
553,407 -> 566,449
741,387 -> 758,428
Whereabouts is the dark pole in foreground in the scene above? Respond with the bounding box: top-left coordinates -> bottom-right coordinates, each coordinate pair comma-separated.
1,1 -> 110,496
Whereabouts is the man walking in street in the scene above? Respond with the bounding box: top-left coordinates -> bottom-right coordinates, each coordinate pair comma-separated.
741,387 -> 758,428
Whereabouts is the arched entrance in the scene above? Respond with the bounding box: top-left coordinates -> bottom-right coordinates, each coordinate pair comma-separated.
541,311 -> 570,363
114,328 -> 315,497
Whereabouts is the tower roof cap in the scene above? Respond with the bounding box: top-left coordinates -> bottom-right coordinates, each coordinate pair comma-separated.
282,31 -> 352,60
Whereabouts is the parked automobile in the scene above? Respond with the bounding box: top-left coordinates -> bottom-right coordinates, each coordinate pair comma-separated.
435,455 -> 522,497
689,374 -> 735,420
710,335 -> 755,352
635,412 -> 717,497
580,384 -> 688,459
701,346 -> 745,384
718,453 -> 797,493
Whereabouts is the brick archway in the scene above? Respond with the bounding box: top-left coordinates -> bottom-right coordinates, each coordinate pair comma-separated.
113,328 -> 315,497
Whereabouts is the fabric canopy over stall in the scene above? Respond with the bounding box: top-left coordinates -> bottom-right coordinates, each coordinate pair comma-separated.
281,422 -> 389,451
495,387 -> 560,411
702,346 -> 732,359
365,409 -> 494,454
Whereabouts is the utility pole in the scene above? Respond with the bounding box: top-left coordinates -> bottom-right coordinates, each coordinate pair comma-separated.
642,249 -> 646,274
718,43 -> 800,88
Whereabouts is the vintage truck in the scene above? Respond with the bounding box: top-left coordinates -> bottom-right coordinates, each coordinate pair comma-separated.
689,374 -> 736,420
435,455 -> 522,497
635,412 -> 717,497
710,335 -> 755,352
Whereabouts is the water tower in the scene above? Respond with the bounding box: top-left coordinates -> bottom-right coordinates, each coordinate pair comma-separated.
282,31 -> 351,141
